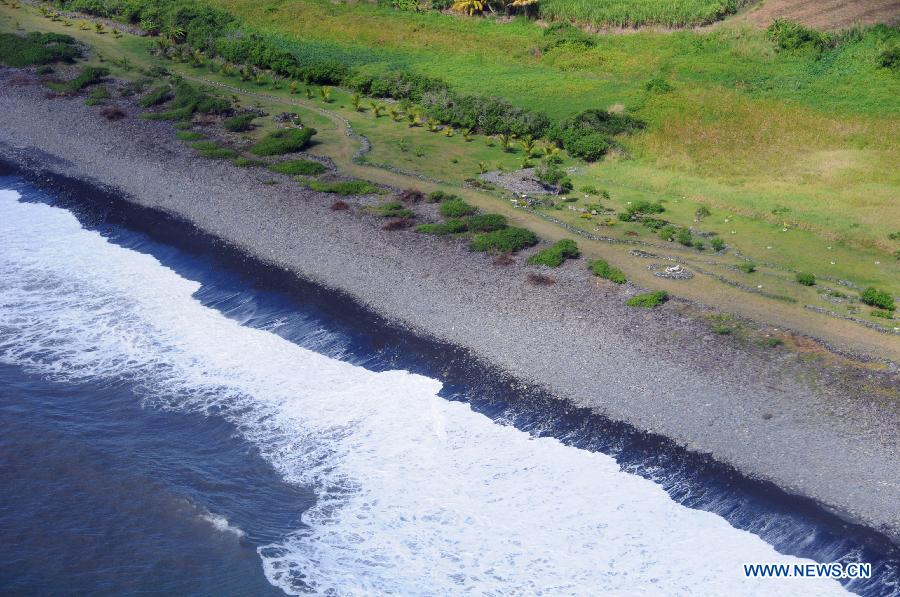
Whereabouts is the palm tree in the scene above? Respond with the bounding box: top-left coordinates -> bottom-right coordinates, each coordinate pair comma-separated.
444,127 -> 455,137
406,113 -> 419,127
163,25 -> 185,43
478,161 -> 487,174
350,93 -> 362,111
320,86 -> 332,102
191,49 -> 205,68
544,143 -> 560,157
305,87 -> 314,100
94,22 -> 105,34
426,118 -> 440,132
520,135 -> 536,156
498,133 -> 513,152
79,20 -> 91,31
289,80 -> 299,94
389,106 -> 403,121
371,103 -> 385,117
463,128 -> 475,142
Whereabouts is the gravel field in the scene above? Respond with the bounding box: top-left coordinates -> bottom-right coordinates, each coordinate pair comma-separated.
2,70 -> 899,542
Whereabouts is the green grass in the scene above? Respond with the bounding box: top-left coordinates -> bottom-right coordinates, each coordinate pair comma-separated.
176,131 -> 205,141
268,159 -> 327,176
0,31 -> 80,66
625,290 -> 669,308
538,0 -> 743,27
304,179 -> 382,194
527,239 -> 580,267
470,227 -> 538,253
47,65 -> 109,93
589,259 -> 627,284
250,128 -> 317,156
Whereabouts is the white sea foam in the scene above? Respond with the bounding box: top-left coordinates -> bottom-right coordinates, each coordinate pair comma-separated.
200,511 -> 246,539
0,191 -> 847,595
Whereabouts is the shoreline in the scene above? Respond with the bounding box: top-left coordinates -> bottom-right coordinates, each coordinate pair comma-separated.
2,72 -> 899,544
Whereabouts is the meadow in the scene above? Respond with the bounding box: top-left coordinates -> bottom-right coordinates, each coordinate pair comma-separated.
537,0 -> 746,27
1,0 -> 898,356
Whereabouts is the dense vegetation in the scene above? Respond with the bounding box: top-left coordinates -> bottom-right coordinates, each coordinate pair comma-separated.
268,159 -> 326,176
538,0 -> 745,27
589,259 -> 626,284
140,79 -> 229,120
250,128 -> 317,155
0,31 -> 80,66
625,290 -> 668,308
527,239 -> 579,267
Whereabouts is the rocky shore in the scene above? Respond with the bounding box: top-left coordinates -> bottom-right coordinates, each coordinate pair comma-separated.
2,70 -> 899,542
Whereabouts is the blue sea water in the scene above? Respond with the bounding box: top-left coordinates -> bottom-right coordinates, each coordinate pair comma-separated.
0,173 -> 897,595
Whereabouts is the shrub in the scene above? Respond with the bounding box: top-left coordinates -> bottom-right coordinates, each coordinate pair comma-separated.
527,239 -> 579,267
645,77 -> 673,94
470,227 -> 538,253
376,201 -> 415,218
197,146 -> 237,159
710,237 -> 726,251
141,81 -> 230,120
623,200 -> 665,221
589,259 -> 626,284
626,291 -> 668,308
879,45 -> 900,71
767,19 -> 832,52
860,287 -> 895,311
223,113 -> 256,132
176,131 -> 205,141
268,159 -> 326,176
692,239 -> 705,251
535,163 -> 572,192
676,228 -> 693,247
549,109 -> 644,161
439,198 -> 477,218
871,309 -> 894,320
190,141 -> 219,151
795,272 -> 816,286
233,157 -> 265,168
84,86 -> 110,106
250,128 -> 317,155
0,31 -> 80,67
140,85 -> 172,108
383,218 -> 415,231
306,179 -> 381,194
48,66 -> 109,94
417,220 -> 468,235
463,213 -> 507,232
330,200 -> 350,211
427,190 -> 456,203
737,262 -> 757,274
659,226 -> 677,242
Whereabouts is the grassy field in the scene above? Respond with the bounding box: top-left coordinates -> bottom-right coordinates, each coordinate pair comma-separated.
1,2 -> 898,358
537,0 -> 746,27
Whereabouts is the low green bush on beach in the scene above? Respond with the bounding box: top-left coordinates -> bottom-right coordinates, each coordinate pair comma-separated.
439,198 -> 477,218
47,66 -> 109,94
527,239 -> 580,268
0,32 -> 80,67
198,147 -> 238,159
223,113 -> 256,132
589,259 -> 626,284
305,179 -> 381,195
470,227 -> 538,253
417,220 -> 469,235
141,81 -> 229,121
375,201 -> 415,218
795,272 -> 816,286
268,159 -> 326,176
233,157 -> 266,168
626,291 -> 669,308
463,214 -> 507,232
737,262 -> 757,274
84,86 -> 110,106
176,131 -> 205,141
139,85 -> 172,108
250,128 -> 317,156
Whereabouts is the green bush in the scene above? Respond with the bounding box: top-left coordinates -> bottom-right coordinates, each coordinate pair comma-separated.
626,291 -> 668,308
692,239 -> 705,251
190,141 -> 219,151
871,309 -> 894,320
589,259 -> 626,284
223,113 -> 256,132
139,85 -> 172,108
676,228 -> 693,247
659,226 -> 677,242
417,220 -> 468,235
710,237 -> 726,251
427,190 -> 456,203
860,287 -> 895,311
470,227 -> 538,253
463,214 -> 507,232
268,159 -> 326,176
176,131 -> 205,141
198,147 -> 238,159
549,109 -> 644,161
737,262 -> 757,274
535,163 -> 573,191
0,32 -> 80,67
795,272 -> 816,286
439,198 -> 477,218
306,179 -> 381,194
527,239 -> 580,267
376,201 -> 415,218
84,86 -> 110,106
250,128 -> 317,156
48,66 -> 109,94
233,157 -> 265,168
141,81 -> 230,120
767,19 -> 832,52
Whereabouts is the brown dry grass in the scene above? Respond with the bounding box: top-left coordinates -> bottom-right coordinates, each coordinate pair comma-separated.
740,0 -> 900,30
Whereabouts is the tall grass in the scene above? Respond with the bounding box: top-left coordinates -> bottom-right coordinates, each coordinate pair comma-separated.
538,0 -> 744,28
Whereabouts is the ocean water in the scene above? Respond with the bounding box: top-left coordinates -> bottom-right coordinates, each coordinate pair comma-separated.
0,176 -> 897,596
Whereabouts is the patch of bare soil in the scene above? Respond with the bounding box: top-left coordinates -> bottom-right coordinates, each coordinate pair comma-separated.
739,0 -> 900,30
